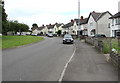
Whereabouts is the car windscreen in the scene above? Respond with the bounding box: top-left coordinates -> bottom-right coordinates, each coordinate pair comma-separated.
64,35 -> 72,38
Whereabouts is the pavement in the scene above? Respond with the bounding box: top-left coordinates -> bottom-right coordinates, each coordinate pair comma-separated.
62,40 -> 118,81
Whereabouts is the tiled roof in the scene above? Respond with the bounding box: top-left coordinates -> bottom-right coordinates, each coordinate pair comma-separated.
88,11 -> 112,22
74,18 -> 88,25
91,12 -> 101,21
55,23 -> 63,27
109,12 -> 120,19
62,18 -> 88,28
62,22 -> 74,28
37,26 -> 45,30
97,11 -> 112,21
47,24 -> 55,29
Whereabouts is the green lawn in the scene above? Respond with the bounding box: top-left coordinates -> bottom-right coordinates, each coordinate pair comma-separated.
2,36 -> 44,49
0,36 -> 2,49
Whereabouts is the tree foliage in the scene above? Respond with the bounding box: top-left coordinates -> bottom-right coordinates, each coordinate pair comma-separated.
31,23 -> 38,31
8,20 -> 29,35
1,1 -> 29,35
57,30 -> 61,36
2,3 -> 8,35
1,3 -> 29,35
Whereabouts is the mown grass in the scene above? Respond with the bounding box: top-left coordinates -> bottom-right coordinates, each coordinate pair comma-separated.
103,38 -> 120,54
2,36 -> 44,49
0,36 -> 2,49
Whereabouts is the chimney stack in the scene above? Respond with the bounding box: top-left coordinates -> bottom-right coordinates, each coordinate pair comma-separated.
71,19 -> 74,22
92,11 -> 95,13
80,16 -> 84,20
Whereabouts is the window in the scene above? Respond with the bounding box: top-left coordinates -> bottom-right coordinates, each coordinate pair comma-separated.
115,18 -> 120,25
108,23 -> 110,28
90,22 -> 93,26
112,19 -> 114,26
115,19 -> 118,25
118,18 -> 120,25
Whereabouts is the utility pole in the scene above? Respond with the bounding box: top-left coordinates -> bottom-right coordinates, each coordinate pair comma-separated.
78,0 -> 81,39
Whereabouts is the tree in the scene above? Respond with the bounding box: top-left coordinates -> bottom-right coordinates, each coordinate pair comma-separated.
8,20 -> 29,35
18,23 -> 29,35
2,1 -> 8,35
31,23 -> 38,31
57,30 -> 61,36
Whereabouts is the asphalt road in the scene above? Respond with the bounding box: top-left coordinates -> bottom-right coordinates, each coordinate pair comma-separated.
2,37 -> 75,81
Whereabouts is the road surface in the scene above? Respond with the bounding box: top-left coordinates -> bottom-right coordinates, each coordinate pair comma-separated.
2,37 -> 75,81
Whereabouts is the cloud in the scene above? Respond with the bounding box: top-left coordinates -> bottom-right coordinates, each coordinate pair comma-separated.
5,0 -> 120,27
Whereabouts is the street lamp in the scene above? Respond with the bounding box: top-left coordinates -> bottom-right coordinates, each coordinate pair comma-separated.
78,0 -> 81,39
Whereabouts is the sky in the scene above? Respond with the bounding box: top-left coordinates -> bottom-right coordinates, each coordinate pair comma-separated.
4,0 -> 120,28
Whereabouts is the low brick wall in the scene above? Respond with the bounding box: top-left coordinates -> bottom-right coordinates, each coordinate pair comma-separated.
85,37 -> 120,68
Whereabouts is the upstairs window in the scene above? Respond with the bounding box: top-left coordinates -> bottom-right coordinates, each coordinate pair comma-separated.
118,18 -> 120,25
90,22 -> 93,26
115,18 -> 120,25
112,19 -> 114,26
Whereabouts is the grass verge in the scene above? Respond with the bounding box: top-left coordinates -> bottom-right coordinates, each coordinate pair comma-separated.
2,36 -> 44,49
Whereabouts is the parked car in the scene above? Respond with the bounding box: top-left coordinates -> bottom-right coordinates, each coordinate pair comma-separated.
116,31 -> 120,38
47,33 -> 53,37
63,34 -> 74,44
93,34 -> 106,38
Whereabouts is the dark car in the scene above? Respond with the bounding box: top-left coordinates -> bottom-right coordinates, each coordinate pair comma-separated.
63,34 -> 74,44
93,34 -> 106,38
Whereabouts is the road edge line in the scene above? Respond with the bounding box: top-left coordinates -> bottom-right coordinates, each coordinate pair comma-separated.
58,45 -> 76,82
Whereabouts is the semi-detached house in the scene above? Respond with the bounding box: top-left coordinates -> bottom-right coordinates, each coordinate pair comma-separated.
109,12 -> 120,37
87,11 -> 112,37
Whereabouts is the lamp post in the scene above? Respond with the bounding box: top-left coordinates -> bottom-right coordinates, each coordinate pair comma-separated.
78,0 -> 81,39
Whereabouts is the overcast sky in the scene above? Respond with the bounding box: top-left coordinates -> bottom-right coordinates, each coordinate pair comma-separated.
5,0 -> 120,27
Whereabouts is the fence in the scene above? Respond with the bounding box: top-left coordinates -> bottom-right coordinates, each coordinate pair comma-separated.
85,37 -> 120,67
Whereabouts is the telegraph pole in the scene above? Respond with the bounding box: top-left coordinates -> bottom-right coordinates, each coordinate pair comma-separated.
78,0 -> 80,39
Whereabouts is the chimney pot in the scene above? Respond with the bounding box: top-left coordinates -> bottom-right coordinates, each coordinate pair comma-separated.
92,11 -> 95,13
71,19 -> 74,22
81,16 -> 84,20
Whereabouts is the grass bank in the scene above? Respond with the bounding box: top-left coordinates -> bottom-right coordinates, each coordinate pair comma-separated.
2,36 -> 44,49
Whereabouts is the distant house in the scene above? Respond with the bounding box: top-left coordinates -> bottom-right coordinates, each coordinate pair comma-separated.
62,20 -> 73,35
87,11 -> 112,37
54,23 -> 63,31
74,16 -> 88,36
47,24 -> 55,34
41,25 -> 48,35
37,25 -> 46,35
32,25 -> 45,35
32,23 -> 64,36
109,12 -> 120,37
62,20 -> 78,35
